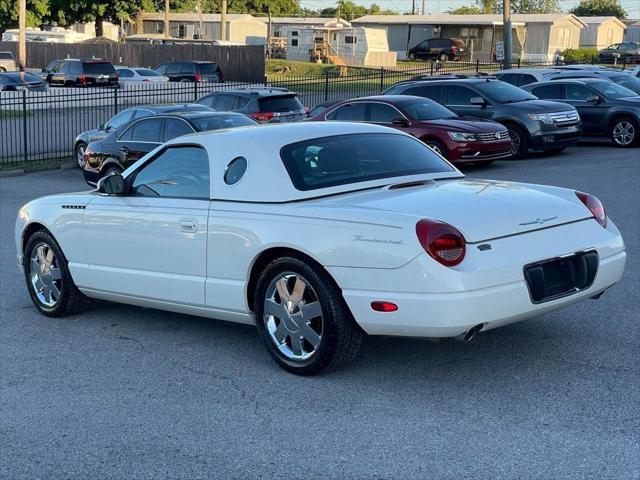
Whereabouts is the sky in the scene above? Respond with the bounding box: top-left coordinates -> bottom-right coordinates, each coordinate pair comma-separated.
299,0 -> 640,19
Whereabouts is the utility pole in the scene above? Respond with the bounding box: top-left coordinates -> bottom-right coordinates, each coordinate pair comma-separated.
196,0 -> 204,39
421,0 -> 426,15
220,0 -> 228,41
164,0 -> 170,39
503,0 -> 512,68
412,0 -> 416,15
18,0 -> 26,67
267,7 -> 272,58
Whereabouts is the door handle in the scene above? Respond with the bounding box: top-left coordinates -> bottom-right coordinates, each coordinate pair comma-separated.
179,218 -> 198,233
119,146 -> 129,153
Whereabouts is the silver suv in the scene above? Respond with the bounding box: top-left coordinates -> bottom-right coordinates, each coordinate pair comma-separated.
0,52 -> 17,72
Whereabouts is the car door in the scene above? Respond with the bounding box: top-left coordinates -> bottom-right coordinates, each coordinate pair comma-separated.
441,84 -> 491,120
82,145 -> 210,305
163,118 -> 196,141
51,61 -> 68,86
115,117 -> 164,167
414,40 -> 429,59
367,101 -> 407,128
561,83 -> 608,135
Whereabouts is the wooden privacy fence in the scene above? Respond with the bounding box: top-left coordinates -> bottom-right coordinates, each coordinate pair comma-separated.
0,42 -> 265,82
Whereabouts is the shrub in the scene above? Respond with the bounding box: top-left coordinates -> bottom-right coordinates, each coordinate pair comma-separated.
562,48 -> 600,64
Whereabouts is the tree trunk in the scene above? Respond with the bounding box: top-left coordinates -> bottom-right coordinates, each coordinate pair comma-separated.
95,15 -> 104,37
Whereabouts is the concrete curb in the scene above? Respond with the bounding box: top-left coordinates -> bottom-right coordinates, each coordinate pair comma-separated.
0,159 -> 76,178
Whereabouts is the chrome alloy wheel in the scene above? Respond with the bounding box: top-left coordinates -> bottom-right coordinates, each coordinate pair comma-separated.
29,242 -> 62,309
612,120 -> 635,146
508,129 -> 521,155
427,143 -> 444,156
76,144 -> 86,168
263,272 -> 323,361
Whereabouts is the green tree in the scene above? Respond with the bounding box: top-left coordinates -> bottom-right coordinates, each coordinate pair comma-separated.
570,0 -> 627,18
448,6 -> 484,14
458,0 -> 560,14
0,0 -> 49,30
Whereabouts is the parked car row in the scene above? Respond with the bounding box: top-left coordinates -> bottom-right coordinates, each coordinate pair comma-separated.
37,58 -> 224,87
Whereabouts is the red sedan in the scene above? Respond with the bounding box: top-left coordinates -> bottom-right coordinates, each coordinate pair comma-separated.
310,95 -> 513,165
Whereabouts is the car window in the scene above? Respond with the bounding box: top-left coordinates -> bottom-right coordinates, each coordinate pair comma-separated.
404,84 -> 443,102
499,73 -> 536,87
118,68 -> 134,78
224,156 -> 248,185
328,103 -> 367,121
280,133 -> 455,191
234,96 -> 249,109
197,95 -> 216,109
130,118 -> 163,142
133,109 -> 154,119
46,61 -> 60,73
190,114 -> 258,131
163,118 -> 195,141
165,63 -> 181,75
368,103 -> 401,123
444,86 -> 477,105
69,62 -> 83,75
131,146 -> 210,199
214,94 -> 235,111
198,63 -> 219,74
259,96 -> 303,112
59,62 -> 70,74
591,80 -> 637,99
136,69 -> 161,77
179,62 -> 195,74
155,64 -> 167,75
84,62 -> 115,74
402,99 -> 457,120
564,84 -> 593,101
530,84 -> 562,99
106,110 -> 134,130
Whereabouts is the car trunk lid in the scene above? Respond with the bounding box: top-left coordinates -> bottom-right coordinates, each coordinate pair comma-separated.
321,178 -> 591,243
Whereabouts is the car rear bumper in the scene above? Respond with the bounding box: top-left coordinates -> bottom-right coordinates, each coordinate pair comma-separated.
328,219 -> 625,338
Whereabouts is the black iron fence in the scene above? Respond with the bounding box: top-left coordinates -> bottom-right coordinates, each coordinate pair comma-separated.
0,59 -> 634,165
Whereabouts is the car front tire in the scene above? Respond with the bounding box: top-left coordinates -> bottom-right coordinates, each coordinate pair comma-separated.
24,230 -> 90,317
254,256 -> 364,375
506,124 -> 528,158
75,142 -> 87,168
439,53 -> 449,62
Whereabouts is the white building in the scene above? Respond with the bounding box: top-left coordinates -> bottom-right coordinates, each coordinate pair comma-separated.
1,27 -> 92,43
286,20 -> 396,67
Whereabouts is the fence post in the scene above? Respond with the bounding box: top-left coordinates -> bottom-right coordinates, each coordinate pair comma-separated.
379,67 -> 384,93
113,87 -> 118,116
22,90 -> 28,164
476,58 -> 479,73
517,58 -> 521,69
430,60 -> 434,76
194,81 -> 198,101
324,70 -> 329,101
622,55 -> 627,70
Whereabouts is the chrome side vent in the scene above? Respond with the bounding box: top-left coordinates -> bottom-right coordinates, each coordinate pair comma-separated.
61,205 -> 86,210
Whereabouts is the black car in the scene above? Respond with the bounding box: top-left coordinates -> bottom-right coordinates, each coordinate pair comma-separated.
82,112 -> 258,184
306,99 -> 341,118
41,58 -> 118,87
408,38 -> 467,62
73,103 -> 213,168
384,77 -> 582,157
196,88 -> 307,123
0,72 -> 48,91
598,42 -> 640,64
154,61 -> 223,83
522,78 -> 640,148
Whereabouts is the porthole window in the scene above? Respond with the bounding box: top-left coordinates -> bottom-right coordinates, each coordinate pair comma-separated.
224,156 -> 248,185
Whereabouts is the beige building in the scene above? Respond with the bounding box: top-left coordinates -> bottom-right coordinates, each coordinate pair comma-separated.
126,13 -> 267,45
352,13 -> 585,61
578,16 -> 626,49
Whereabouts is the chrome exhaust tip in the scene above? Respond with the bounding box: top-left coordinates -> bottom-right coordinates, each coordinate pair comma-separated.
454,324 -> 483,343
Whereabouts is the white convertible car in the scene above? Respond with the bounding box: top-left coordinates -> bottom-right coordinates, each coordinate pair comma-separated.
15,122 -> 626,374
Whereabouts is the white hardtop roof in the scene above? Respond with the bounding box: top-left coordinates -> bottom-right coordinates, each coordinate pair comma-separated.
167,122 -> 461,203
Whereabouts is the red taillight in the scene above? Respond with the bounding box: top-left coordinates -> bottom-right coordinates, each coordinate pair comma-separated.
195,73 -> 202,82
250,112 -> 275,122
79,73 -> 87,85
143,78 -> 151,82
576,191 -> 607,227
451,46 -> 458,52
371,301 -> 398,312
416,219 -> 466,267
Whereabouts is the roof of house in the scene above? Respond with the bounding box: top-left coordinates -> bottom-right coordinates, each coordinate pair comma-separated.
352,13 -> 585,27
255,17 -> 344,25
578,16 -> 623,24
140,12 -> 258,23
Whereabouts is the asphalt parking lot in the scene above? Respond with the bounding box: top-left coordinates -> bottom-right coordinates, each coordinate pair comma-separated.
1,144 -> 638,479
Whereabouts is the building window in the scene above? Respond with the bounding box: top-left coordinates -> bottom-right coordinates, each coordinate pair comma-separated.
291,39 -> 298,47
291,30 -> 298,37
345,36 -> 356,44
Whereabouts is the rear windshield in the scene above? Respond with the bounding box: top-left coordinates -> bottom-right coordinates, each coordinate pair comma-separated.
280,133 -> 454,191
259,95 -> 303,112
198,63 -> 220,74
1,72 -> 41,84
0,52 -> 15,60
136,69 -> 161,76
191,114 -> 258,131
611,74 -> 640,91
83,62 -> 116,74
401,99 -> 457,120
474,80 -> 537,103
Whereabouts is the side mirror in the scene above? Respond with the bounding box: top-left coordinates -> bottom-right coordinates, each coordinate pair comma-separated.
97,123 -> 106,131
586,95 -> 601,104
391,117 -> 410,127
97,173 -> 125,195
470,96 -> 486,106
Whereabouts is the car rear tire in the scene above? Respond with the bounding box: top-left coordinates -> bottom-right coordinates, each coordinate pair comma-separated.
75,142 -> 87,169
423,139 -> 447,158
0,67 -> 6,73
254,256 -> 364,376
408,53 -> 416,61
506,124 -> 528,159
439,53 -> 448,62
24,230 -> 90,317
610,117 -> 638,148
